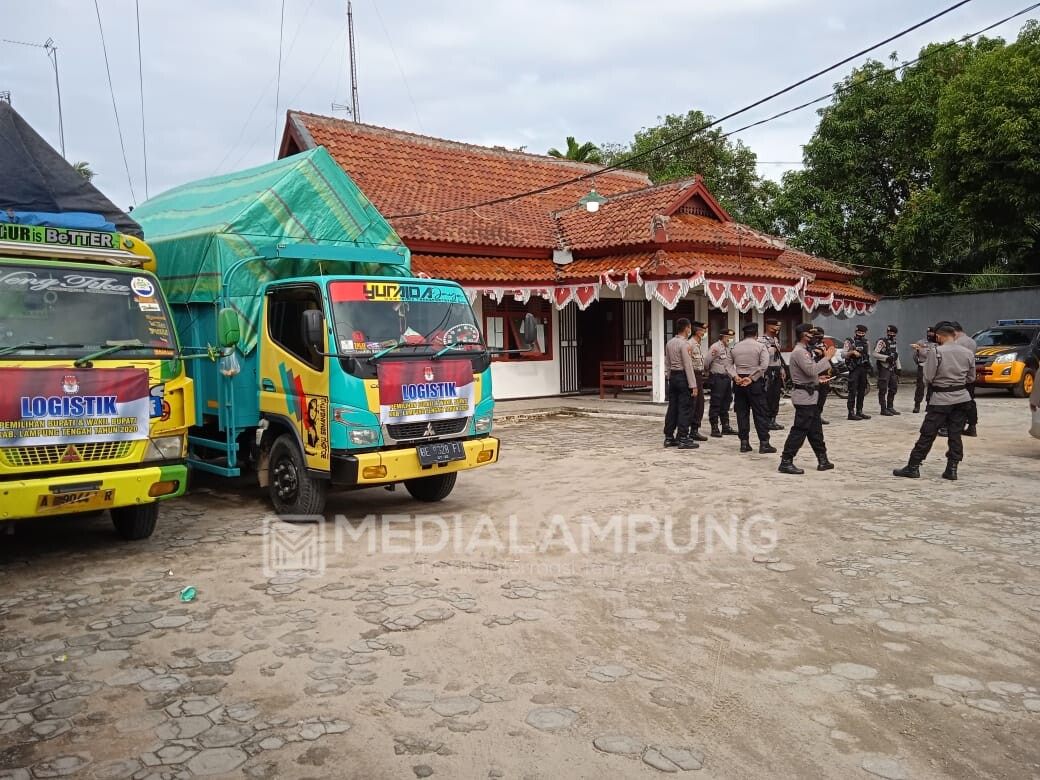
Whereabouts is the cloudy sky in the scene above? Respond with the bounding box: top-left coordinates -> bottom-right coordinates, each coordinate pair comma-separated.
3,0 -> 1035,211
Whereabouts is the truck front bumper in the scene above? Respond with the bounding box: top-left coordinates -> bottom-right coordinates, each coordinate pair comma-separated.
331,437 -> 499,487
0,463 -> 187,521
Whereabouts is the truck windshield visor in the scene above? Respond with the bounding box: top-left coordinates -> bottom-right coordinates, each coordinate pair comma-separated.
0,261 -> 175,359
328,280 -> 484,356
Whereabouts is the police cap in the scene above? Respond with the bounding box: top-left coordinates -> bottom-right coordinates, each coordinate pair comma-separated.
742,322 -> 759,337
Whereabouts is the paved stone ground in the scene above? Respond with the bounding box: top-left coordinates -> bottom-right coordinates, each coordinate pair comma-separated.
0,392 -> 1037,779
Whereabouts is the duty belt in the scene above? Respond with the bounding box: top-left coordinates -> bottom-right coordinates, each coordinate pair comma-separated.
792,383 -> 818,393
931,383 -> 968,393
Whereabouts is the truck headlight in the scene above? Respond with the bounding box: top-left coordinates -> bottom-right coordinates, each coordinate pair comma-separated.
145,435 -> 184,461
349,428 -> 380,445
474,412 -> 493,433
993,352 -> 1017,364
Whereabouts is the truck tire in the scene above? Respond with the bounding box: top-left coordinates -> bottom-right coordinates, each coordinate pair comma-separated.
111,502 -> 159,540
404,472 -> 457,502
1013,369 -> 1035,398
269,433 -> 327,516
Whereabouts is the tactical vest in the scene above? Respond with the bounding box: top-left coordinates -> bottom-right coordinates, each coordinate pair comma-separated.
848,336 -> 869,368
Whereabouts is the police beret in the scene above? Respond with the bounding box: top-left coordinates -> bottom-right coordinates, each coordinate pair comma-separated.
691,321 -> 706,331
742,322 -> 759,336
720,328 -> 734,336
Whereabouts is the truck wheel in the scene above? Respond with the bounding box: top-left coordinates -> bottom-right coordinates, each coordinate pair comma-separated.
111,502 -> 159,540
269,434 -> 327,515
1013,369 -> 1034,399
404,472 -> 457,502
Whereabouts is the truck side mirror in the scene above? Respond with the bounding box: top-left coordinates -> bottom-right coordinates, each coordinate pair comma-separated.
518,312 -> 540,352
217,308 -> 240,348
302,309 -> 325,351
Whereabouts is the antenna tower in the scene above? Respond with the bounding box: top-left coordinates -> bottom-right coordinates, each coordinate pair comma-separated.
347,1 -> 360,122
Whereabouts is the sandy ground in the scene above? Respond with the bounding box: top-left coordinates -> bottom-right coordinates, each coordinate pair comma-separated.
1,391 -> 1038,779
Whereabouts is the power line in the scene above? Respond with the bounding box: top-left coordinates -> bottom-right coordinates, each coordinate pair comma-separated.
135,0 -> 149,199
93,0 -> 137,204
845,262 -> 1040,276
386,0 -> 979,219
274,0 -> 287,158
3,38 -> 65,157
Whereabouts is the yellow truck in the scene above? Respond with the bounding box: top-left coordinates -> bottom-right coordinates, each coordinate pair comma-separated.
0,222 -> 194,538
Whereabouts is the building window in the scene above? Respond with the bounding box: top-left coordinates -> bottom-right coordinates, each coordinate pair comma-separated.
483,297 -> 552,361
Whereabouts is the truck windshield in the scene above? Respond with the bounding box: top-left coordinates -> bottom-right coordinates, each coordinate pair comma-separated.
0,260 -> 176,359
328,280 -> 484,357
974,327 -> 1037,348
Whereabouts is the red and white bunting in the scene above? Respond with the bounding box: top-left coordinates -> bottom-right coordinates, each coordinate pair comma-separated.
599,267 -> 643,293
643,275 -> 702,310
552,284 -> 601,311
702,277 -> 803,312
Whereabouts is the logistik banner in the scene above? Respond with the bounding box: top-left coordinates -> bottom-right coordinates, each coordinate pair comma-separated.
376,359 -> 474,424
0,367 -> 151,446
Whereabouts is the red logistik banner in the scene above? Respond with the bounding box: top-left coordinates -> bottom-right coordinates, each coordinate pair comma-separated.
0,367 -> 151,447
376,359 -> 474,424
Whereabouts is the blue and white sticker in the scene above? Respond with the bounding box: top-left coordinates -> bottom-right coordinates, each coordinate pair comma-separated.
131,276 -> 155,297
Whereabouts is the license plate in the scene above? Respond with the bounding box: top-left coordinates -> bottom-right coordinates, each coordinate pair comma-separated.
416,440 -> 466,466
36,489 -> 116,514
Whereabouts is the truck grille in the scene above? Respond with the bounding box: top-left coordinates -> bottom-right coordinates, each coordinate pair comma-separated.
0,441 -> 133,467
386,417 -> 468,441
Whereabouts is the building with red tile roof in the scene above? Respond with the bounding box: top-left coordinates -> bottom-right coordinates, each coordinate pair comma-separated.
280,111 -> 877,399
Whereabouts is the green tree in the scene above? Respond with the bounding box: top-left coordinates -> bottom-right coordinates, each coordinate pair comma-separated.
765,32 -> 1013,295
604,110 -> 774,231
546,136 -> 602,163
72,161 -> 96,182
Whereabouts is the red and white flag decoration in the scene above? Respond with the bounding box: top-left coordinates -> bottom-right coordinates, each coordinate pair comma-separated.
599,267 -> 642,293
553,284 -> 601,310
643,273 -> 703,310
703,278 -> 804,313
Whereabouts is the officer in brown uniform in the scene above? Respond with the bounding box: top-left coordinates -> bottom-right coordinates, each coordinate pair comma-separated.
687,321 -> 708,441
663,317 -> 699,449
731,322 -> 776,454
704,328 -> 737,437
894,323 -> 975,480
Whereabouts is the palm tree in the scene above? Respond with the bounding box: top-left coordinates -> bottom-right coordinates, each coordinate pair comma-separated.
547,136 -> 603,164
72,161 -> 96,182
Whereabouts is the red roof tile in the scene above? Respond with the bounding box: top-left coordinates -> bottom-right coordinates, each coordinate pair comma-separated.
286,112 -> 650,249
806,280 -> 879,303
559,251 -> 802,283
412,255 -> 557,284
776,247 -> 858,280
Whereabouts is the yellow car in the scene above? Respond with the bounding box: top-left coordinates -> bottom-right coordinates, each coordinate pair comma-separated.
973,319 -> 1039,398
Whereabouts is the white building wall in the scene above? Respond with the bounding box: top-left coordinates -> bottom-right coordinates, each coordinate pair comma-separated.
472,296 -> 562,400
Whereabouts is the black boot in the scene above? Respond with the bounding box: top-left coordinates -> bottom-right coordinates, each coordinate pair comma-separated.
816,455 -> 835,471
880,407 -> 894,416
689,428 -> 708,442
889,406 -> 901,415
721,423 -> 738,436
820,418 -> 830,425
664,437 -> 678,448
759,441 -> 777,454
710,421 -> 722,438
739,439 -> 752,453
912,404 -> 920,413
768,417 -> 784,431
893,462 -> 921,478
858,410 -> 871,419
778,457 -> 803,474
942,459 -> 958,480
963,424 -> 977,437
848,412 -> 861,421
937,427 -> 948,437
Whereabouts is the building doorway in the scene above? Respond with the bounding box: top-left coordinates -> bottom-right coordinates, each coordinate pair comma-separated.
577,299 -> 624,390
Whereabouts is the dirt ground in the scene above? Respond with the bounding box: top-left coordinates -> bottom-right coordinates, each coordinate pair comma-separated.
1,391 -> 1038,779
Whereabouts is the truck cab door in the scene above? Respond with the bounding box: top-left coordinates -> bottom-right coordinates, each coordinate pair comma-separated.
259,284 -> 331,472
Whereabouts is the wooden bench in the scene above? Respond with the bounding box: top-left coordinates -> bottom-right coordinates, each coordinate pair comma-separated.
599,360 -> 653,399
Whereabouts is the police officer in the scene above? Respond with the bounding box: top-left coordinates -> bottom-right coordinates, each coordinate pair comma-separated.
951,321 -> 978,436
731,322 -> 776,454
779,323 -> 837,474
874,324 -> 901,415
760,318 -> 786,431
704,328 -> 738,437
912,326 -> 936,413
810,326 -> 832,425
686,321 -> 709,441
663,317 -> 699,450
894,322 -> 975,480
843,324 -> 872,420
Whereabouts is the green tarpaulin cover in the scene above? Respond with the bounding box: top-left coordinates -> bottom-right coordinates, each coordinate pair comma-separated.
132,147 -> 406,353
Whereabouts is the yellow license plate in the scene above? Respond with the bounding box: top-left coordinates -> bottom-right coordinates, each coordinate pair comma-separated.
36,489 -> 116,513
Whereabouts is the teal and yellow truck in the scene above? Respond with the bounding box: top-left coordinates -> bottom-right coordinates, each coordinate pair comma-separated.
133,148 -> 513,515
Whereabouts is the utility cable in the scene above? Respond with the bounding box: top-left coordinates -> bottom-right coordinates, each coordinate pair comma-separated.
387,0 -> 980,219
93,0 -> 137,204
273,0 -> 287,159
